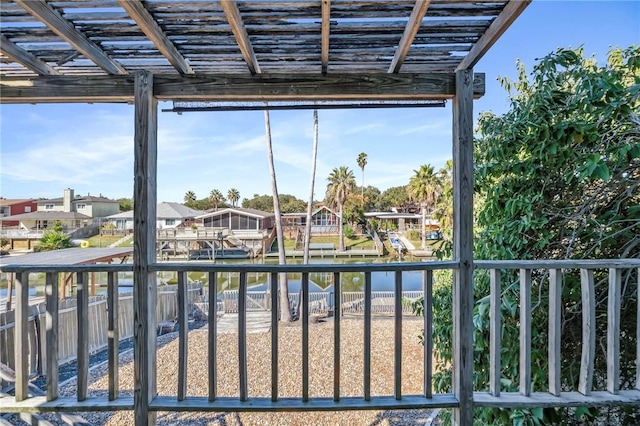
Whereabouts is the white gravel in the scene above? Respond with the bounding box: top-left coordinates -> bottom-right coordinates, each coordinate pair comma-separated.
37,317 -> 443,425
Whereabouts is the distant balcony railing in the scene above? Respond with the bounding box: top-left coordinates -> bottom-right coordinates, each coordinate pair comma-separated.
0,259 -> 638,419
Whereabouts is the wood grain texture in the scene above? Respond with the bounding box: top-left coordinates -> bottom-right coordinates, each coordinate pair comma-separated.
15,272 -> 29,401
76,272 -> 89,401
177,271 -> 188,401
579,269 -> 595,396
320,0 -> 331,74
424,270 -> 433,398
489,269 -> 501,397
0,35 -> 60,75
607,268 -> 621,394
548,269 -> 561,396
45,272 -> 59,402
15,0 -> 127,75
107,271 -> 119,401
208,271 -> 218,401
519,269 -> 531,396
388,0 -> 432,73
333,271 -> 341,401
452,68 -> 474,426
0,73 -> 486,104
133,70 -> 158,425
394,270 -> 403,400
220,0 -> 261,74
364,271 -> 372,401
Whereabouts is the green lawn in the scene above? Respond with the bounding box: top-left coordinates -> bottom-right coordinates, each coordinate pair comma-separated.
85,234 -> 132,248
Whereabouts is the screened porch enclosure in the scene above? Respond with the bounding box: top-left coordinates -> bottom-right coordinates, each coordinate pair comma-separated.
1,1 -> 639,425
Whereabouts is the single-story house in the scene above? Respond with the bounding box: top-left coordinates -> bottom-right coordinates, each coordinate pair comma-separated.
106,202 -> 204,230
198,207 -> 274,231
0,199 -> 38,228
365,211 -> 439,232
2,211 -> 91,231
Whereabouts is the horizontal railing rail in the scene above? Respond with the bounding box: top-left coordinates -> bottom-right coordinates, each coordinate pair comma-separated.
1,259 -> 638,419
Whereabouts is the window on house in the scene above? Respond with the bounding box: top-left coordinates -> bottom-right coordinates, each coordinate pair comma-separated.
165,219 -> 176,226
0,207 -> 8,217
76,204 -> 86,209
44,204 -> 54,210
24,206 -> 31,212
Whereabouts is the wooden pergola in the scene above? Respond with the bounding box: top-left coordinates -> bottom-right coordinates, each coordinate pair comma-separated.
1,1 -> 533,424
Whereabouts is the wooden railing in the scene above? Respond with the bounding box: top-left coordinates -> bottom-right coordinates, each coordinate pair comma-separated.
0,259 -> 638,420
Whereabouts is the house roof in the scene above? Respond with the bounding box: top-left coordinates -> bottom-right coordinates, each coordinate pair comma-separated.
1,1 -> 531,105
0,247 -> 133,268
198,207 -> 274,220
40,195 -> 119,204
0,199 -> 35,206
106,202 -> 203,220
1,211 -> 91,221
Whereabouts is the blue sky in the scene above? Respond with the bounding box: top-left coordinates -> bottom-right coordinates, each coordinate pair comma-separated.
1,1 -> 638,204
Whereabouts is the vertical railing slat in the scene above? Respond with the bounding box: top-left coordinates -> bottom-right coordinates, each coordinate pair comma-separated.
77,272 -> 89,401
489,269 -> 501,397
519,269 -> 531,396
637,268 -> 640,391
270,272 -> 278,402
177,271 -> 188,401
607,268 -> 621,394
579,269 -> 595,396
239,272 -> 248,401
208,271 -> 217,402
364,271 -> 372,401
548,269 -> 561,396
394,271 -> 402,400
302,272 -> 309,402
333,272 -> 341,401
107,271 -> 119,401
15,272 -> 29,401
424,270 -> 433,398
45,272 -> 59,402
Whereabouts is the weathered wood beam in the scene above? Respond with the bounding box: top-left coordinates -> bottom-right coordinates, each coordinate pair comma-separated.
220,0 -> 261,74
0,35 -> 60,76
0,73 -> 486,104
388,0 -> 432,73
15,0 -> 127,75
452,68 -> 474,425
133,70 -> 158,425
456,0 -> 531,71
117,0 -> 194,75
321,0 -> 331,74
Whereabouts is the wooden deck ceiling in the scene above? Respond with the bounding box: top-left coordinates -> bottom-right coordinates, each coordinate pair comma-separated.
0,0 -> 530,104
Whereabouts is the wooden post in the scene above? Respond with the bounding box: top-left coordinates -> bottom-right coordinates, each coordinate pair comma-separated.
15,272 -> 28,401
452,68 -> 474,425
133,70 -> 158,426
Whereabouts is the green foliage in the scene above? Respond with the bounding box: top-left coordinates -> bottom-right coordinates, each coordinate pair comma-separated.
378,185 -> 410,211
36,222 -> 72,252
117,197 -> 133,212
412,46 -> 640,425
405,229 -> 420,240
241,194 -> 306,213
343,224 -> 354,238
0,237 -> 9,248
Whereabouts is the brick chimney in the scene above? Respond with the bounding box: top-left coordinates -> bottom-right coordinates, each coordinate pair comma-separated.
63,188 -> 74,212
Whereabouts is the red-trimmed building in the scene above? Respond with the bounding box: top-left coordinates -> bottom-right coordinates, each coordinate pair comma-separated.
0,198 -> 38,228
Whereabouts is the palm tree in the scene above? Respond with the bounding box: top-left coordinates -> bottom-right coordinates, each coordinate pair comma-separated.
326,166 -> 356,251
304,110 -> 320,264
264,109 -> 292,322
184,190 -> 196,206
227,188 -> 240,207
209,189 -> 225,211
356,152 -> 367,206
433,160 -> 453,238
408,164 -> 441,249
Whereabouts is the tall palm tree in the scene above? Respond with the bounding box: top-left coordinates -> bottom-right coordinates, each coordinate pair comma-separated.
326,166 -> 356,251
227,188 -> 240,207
264,109 -> 292,322
408,164 -> 441,249
356,152 -> 367,206
304,110 -> 319,264
184,190 -> 196,206
209,189 -> 225,211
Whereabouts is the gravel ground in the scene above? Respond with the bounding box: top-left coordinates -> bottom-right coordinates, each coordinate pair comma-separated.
8,317 -> 443,425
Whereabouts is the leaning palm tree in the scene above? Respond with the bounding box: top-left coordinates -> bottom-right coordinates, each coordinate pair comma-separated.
433,160 -> 453,238
264,109 -> 292,322
209,189 -> 225,211
184,190 -> 196,205
326,166 -> 356,251
408,164 -> 441,249
356,152 -> 367,206
227,188 -> 240,207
